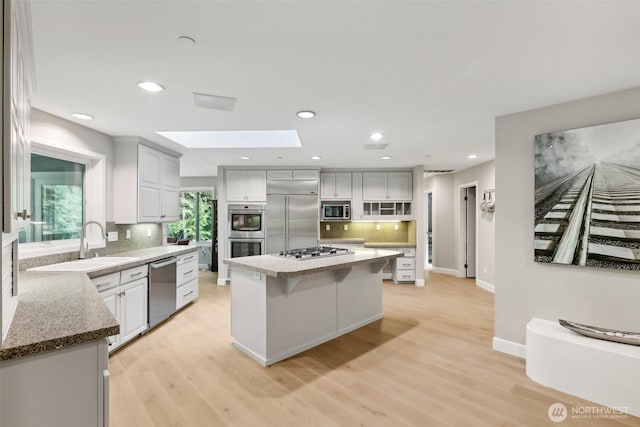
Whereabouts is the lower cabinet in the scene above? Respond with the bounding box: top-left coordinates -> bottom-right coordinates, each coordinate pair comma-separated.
93,265 -> 148,353
0,339 -> 109,427
176,252 -> 199,310
393,247 -> 416,283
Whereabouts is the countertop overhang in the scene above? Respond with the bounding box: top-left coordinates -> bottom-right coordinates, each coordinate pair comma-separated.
224,248 -> 403,278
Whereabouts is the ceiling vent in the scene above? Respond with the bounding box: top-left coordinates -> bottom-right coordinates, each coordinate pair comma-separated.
424,169 -> 454,173
363,143 -> 389,150
193,92 -> 237,112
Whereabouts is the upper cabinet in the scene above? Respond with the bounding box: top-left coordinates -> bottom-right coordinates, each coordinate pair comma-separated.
226,170 -> 266,202
114,139 -> 181,224
3,0 -> 36,238
362,172 -> 412,201
320,172 -> 352,200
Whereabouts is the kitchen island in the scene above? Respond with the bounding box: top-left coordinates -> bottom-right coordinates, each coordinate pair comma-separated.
223,248 -> 402,366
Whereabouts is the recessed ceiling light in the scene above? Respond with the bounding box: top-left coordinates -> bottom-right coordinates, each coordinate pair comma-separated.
71,112 -> 93,120
381,156 -> 392,160
370,132 -> 384,141
240,156 -> 251,160
297,110 -> 315,119
311,156 -> 321,160
468,154 -> 477,159
138,81 -> 165,92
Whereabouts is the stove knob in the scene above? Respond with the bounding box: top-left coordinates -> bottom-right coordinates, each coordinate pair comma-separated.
295,253 -> 302,258
279,251 -> 285,256
329,249 -> 337,254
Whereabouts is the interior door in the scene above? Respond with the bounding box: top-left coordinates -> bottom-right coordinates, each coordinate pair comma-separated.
287,195 -> 318,250
266,195 -> 285,254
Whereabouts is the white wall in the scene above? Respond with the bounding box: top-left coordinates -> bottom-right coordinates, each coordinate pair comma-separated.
495,87 -> 640,346
428,173 -> 456,272
453,161 -> 495,287
30,109 -> 116,221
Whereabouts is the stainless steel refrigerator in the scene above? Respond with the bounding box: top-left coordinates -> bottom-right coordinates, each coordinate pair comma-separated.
266,179 -> 319,253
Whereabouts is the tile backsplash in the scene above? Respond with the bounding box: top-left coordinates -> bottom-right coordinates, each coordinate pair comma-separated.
19,222 -> 164,270
320,220 -> 415,244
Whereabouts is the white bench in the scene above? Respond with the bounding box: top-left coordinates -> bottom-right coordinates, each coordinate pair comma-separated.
526,317 -> 640,417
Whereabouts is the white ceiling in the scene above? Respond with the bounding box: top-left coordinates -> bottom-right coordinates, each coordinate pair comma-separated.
29,1 -> 640,177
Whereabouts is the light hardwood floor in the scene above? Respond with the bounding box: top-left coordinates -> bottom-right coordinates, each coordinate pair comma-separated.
109,271 -> 640,427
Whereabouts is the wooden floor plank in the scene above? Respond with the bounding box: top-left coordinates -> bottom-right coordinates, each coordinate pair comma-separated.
109,271 -> 640,426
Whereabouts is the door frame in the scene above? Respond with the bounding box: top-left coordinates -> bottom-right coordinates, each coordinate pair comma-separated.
458,181 -> 478,278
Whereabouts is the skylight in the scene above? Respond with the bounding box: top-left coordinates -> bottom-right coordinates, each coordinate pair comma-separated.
156,130 -> 302,149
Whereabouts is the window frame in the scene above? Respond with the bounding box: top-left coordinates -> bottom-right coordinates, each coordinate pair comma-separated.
167,186 -> 215,243
19,138 -> 106,259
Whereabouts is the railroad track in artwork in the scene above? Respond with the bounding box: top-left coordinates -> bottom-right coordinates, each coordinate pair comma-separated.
534,162 -> 640,270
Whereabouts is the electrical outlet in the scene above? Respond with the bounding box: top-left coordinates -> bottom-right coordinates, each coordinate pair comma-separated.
107,231 -> 118,242
147,228 -> 152,237
394,224 -> 399,231
253,271 -> 261,280
326,224 -> 330,231
126,229 -> 131,239
376,224 -> 381,231
344,224 -> 348,231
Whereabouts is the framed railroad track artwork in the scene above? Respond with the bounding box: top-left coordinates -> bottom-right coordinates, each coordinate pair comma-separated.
534,118 -> 640,270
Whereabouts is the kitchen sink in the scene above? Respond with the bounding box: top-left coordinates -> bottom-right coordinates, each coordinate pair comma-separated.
28,256 -> 141,272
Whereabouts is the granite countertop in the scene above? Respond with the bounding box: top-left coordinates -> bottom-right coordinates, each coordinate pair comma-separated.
86,245 -> 199,278
364,242 -> 416,248
1,245 -> 199,361
0,272 -> 119,360
224,247 -> 403,278
318,238 -> 415,248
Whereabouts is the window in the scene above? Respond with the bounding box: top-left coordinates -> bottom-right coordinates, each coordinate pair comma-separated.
19,139 -> 106,259
23,154 -> 85,243
168,191 -> 213,241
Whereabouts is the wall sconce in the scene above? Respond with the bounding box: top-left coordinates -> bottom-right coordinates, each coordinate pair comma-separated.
481,189 -> 495,212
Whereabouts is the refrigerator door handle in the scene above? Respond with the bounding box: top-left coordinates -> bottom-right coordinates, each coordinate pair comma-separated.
284,196 -> 289,251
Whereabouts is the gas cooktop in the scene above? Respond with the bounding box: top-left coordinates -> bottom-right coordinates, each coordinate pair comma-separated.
274,246 -> 353,260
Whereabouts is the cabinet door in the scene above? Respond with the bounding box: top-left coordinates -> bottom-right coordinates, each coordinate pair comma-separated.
226,170 -> 247,201
320,173 -> 336,199
162,155 -> 181,221
120,278 -> 148,343
362,172 -> 388,200
138,146 -> 163,221
100,287 -> 121,351
387,172 -> 412,200
334,173 -> 352,199
245,170 -> 267,201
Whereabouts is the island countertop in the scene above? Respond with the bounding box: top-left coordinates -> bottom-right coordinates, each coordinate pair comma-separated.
224,247 -> 403,278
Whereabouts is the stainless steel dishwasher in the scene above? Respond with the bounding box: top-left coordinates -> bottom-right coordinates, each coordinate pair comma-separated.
149,257 -> 178,328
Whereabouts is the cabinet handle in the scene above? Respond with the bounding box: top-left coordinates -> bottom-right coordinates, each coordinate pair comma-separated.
184,270 -> 194,275
184,256 -> 194,261
16,209 -> 31,219
130,272 -> 143,277
183,290 -> 194,297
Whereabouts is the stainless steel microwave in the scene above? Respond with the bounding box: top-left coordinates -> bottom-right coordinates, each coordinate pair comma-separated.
321,202 -> 350,221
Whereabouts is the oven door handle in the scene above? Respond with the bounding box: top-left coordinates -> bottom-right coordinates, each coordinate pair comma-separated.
150,257 -> 178,269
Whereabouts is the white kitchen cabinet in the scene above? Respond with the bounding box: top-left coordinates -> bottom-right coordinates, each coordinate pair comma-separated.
3,0 -> 34,237
393,247 -> 416,283
320,172 -> 352,200
362,171 -> 412,201
0,339 -> 110,427
114,138 -> 181,224
226,169 -> 266,202
93,265 -> 148,353
176,251 -> 199,310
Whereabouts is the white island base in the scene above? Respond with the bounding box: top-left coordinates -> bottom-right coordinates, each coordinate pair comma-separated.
230,262 -> 386,366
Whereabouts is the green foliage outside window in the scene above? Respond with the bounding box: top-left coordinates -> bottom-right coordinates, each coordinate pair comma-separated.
168,191 -> 213,241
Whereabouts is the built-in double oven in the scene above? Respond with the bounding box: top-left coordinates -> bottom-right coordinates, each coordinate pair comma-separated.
228,204 -> 265,258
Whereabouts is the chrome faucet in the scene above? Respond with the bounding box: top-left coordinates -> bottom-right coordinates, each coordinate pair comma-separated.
79,221 -> 107,259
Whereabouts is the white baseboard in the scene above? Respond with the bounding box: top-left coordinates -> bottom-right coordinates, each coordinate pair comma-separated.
217,278 -> 229,286
476,279 -> 495,293
415,279 -> 425,287
493,337 -> 526,359
432,267 -> 458,276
